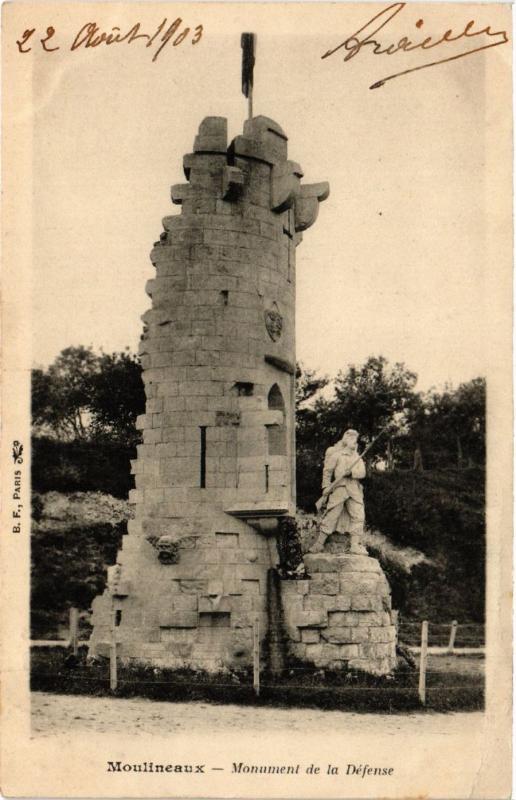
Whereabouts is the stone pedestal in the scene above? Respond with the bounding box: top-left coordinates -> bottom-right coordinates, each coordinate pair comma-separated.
281,538 -> 397,675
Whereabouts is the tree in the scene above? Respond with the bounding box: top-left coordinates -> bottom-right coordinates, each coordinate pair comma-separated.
88,351 -> 145,445
301,356 -> 419,468
295,356 -> 419,507
32,346 -> 145,445
407,378 -> 486,470
295,362 -> 328,409
32,346 -> 98,439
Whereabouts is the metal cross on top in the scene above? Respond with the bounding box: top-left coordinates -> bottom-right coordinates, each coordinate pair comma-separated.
241,32 -> 257,119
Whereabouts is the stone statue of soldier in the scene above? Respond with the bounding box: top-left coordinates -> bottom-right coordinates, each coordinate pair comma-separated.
311,428 -> 367,555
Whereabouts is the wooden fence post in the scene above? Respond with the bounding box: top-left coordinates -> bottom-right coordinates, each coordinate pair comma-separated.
110,603 -> 118,692
69,607 -> 79,655
418,620 -> 428,705
253,615 -> 260,697
447,620 -> 458,653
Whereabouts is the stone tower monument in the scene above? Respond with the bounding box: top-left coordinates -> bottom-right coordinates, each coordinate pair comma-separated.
88,115 -> 332,670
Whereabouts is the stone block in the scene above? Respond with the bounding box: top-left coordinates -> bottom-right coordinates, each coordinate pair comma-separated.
349,627 -> 370,644
304,595 -> 341,614
207,579 -> 224,596
301,628 -> 321,644
281,595 -> 303,620
192,548 -> 222,566
291,609 -> 327,628
368,627 -> 394,643
236,595 -> 253,611
169,594 -> 198,611
236,565 -> 263,581
329,610 -> 375,627
361,642 -> 395,659
327,594 -> 352,611
309,575 -> 340,595
336,644 -> 360,660
251,595 -> 267,611
320,627 -> 352,644
179,579 -> 206,594
199,595 -> 232,613
231,613 -> 253,629
351,595 -> 383,612
278,580 -> 299,595
285,624 -> 301,643
303,555 -> 340,573
305,554 -> 381,574
304,643 -> 323,662
327,611 -> 347,627
159,611 -> 197,628
166,642 -> 193,658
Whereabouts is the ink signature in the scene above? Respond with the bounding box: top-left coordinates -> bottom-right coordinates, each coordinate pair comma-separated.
321,3 -> 509,89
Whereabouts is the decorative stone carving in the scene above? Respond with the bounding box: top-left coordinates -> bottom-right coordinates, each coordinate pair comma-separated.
177,535 -> 199,550
146,533 -> 199,563
264,354 -> 295,374
147,534 -> 180,564
294,182 -> 330,231
264,308 -> 283,341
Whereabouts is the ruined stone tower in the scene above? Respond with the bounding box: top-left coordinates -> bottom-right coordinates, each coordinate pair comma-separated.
88,116 -> 329,669
89,114 -> 397,675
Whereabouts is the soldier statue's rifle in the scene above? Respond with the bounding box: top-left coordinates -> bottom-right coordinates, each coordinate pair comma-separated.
315,424 -> 391,514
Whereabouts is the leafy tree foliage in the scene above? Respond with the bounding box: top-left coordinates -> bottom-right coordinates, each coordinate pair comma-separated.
32,347 -> 145,446
296,357 -> 486,508
32,346 -> 98,439
405,378 -> 486,470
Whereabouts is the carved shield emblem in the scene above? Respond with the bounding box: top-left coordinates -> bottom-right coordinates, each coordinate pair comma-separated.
264,308 -> 283,341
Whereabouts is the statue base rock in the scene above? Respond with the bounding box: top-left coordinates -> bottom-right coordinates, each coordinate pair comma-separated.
281,536 -> 397,675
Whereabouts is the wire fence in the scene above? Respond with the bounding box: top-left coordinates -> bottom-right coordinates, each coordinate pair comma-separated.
398,620 -> 485,649
31,610 -> 485,711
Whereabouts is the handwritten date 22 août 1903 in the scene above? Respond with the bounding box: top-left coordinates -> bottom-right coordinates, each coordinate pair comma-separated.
16,17 -> 203,63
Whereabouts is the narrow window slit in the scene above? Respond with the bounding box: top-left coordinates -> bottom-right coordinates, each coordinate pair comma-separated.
265,464 -> 269,493
115,610 -> 122,627
200,426 -> 207,488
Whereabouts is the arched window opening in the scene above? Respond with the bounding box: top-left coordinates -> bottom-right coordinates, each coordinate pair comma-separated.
267,384 -> 287,457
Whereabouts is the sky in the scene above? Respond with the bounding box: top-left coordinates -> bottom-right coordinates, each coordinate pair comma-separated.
28,2 -> 510,392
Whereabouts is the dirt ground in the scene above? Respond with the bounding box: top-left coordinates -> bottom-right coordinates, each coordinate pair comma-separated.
31,691 -> 483,738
